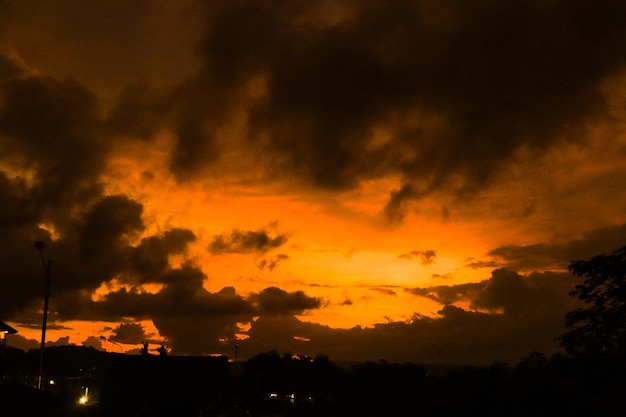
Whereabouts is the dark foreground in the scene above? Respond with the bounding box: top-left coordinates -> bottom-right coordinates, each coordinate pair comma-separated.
2,347 -> 626,417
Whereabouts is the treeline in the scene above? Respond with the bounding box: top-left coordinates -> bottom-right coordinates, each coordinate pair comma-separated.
1,345 -> 626,416
225,349 -> 626,417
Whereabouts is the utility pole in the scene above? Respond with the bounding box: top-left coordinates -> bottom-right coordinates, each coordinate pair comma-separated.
34,241 -> 52,390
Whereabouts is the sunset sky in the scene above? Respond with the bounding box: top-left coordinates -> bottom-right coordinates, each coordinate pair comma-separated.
1,0 -> 626,366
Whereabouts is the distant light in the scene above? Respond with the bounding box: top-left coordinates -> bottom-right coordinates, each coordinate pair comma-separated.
49,379 -> 55,385
79,386 -> 89,405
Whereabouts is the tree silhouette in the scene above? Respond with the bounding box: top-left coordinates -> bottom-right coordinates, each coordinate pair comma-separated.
156,344 -> 170,356
561,246 -> 626,360
140,342 -> 150,356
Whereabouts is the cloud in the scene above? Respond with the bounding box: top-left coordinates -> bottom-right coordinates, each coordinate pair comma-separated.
370,287 -> 397,297
410,268 -> 582,325
87,277 -> 255,354
82,336 -> 104,351
0,0 -> 204,102
488,224 -> 626,271
234,267 -> 584,365
2,1 -> 626,223
137,1 -> 626,219
128,228 -> 197,284
250,287 -> 322,316
236,306 -> 543,366
6,264 -> 585,365
0,59 -> 115,318
46,336 -> 71,347
6,333 -> 72,351
430,273 -> 453,280
209,228 -> 288,254
465,258 -> 502,270
6,333 -> 39,351
78,194 -> 145,268
110,323 -> 150,345
0,1 -> 624,367
0,53 -> 164,321
0,76 -> 106,193
408,281 -> 483,305
257,253 -> 289,271
398,249 -> 437,265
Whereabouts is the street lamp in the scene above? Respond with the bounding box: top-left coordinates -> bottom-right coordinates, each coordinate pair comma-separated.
100,336 -> 123,353
34,241 -> 52,390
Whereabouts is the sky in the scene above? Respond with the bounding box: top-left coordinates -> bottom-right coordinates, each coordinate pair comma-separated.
1,0 -> 626,366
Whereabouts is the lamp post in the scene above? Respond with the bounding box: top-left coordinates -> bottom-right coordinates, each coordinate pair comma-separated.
34,241 -> 52,390
100,336 -> 123,353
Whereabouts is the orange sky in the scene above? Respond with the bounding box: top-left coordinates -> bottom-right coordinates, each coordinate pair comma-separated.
1,1 -> 626,366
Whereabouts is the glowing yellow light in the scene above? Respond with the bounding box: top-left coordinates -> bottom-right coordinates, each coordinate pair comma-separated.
78,386 -> 89,405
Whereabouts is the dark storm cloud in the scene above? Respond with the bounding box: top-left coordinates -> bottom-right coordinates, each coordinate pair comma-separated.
243,315 -> 321,354
0,73 -> 107,213
489,223 -> 626,271
78,195 -> 144,268
6,1 -> 620,219
110,323 -> 149,345
409,281 -> 483,305
0,78 -> 276,356
398,249 -> 436,265
470,269 -> 581,319
0,52 -> 123,319
89,268 -> 252,321
45,226 -> 201,327
0,57 -> 205,324
0,0 -> 204,101
250,287 -> 322,316
82,280 -> 323,354
32,194 -> 147,318
105,84 -> 166,138
0,193 -> 205,346
152,285 -> 311,354
152,1 -> 626,219
1,1 -> 624,364
237,268 -> 583,365
7,334 -> 73,351
82,336 -> 104,351
237,307 -> 552,365
208,228 -> 288,254
409,268 -> 579,317
85,268 -> 256,354
128,228 -> 197,283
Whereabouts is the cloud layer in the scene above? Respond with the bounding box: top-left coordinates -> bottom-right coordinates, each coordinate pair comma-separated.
1,0 -> 625,365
